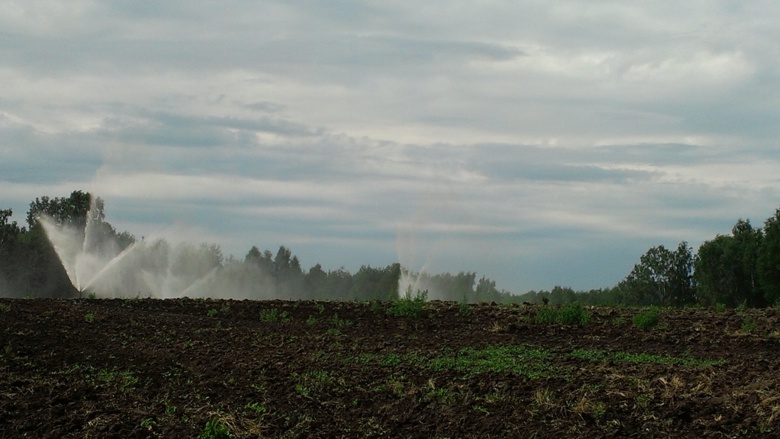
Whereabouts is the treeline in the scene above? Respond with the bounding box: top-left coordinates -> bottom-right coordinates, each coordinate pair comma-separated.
4,190 -> 780,308
517,208 -> 780,309
0,191 -> 511,302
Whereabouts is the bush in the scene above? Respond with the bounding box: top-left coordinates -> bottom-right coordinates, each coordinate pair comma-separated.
535,304 -> 591,326
632,307 -> 660,330
558,303 -> 591,325
386,288 -> 428,318
535,306 -> 558,325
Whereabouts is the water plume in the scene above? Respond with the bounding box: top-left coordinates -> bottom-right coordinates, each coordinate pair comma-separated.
39,198 -> 230,298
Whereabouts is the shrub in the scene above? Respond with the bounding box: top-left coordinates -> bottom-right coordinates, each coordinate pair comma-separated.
535,304 -> 591,325
534,306 -> 558,325
633,307 -> 660,330
741,317 -> 757,333
558,303 -> 591,325
386,289 -> 428,318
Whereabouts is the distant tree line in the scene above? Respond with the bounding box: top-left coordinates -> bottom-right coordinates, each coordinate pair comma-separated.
4,190 -> 780,308
0,191 -> 512,302
516,208 -> 780,308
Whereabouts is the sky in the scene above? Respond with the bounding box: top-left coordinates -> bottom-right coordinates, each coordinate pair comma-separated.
2,1 -> 780,294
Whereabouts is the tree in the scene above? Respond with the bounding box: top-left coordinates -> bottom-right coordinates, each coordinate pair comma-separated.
758,208 -> 780,305
696,219 -> 764,307
26,190 -> 95,229
305,263 -> 328,298
620,242 -> 696,306
0,209 -> 22,254
695,235 -> 736,306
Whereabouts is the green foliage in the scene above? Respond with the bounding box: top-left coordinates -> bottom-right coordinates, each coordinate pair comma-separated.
632,307 -> 660,330
759,208 -> 780,305
259,308 -> 292,323
535,303 -> 591,325
329,313 -> 352,326
386,288 -> 428,318
422,345 -> 558,379
95,368 -> 138,392
696,220 -> 765,307
0,303 -> 10,313
84,313 -> 95,323
459,300 -> 471,316
558,303 -> 591,325
534,306 -> 558,324
198,418 -> 232,439
620,242 -> 696,307
740,317 -> 757,333
569,348 -> 724,368
244,402 -> 266,413
207,308 -> 219,317
610,316 -> 625,326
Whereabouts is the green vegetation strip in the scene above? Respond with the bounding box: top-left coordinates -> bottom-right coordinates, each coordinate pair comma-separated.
569,348 -> 725,368
348,344 -> 725,380
350,344 -> 560,379
422,345 -> 557,378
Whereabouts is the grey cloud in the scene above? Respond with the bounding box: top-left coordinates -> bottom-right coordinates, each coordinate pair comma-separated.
97,110 -> 321,149
463,144 -> 658,184
244,101 -> 285,113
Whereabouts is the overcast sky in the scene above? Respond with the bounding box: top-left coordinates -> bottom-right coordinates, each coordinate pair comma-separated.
2,1 -> 780,293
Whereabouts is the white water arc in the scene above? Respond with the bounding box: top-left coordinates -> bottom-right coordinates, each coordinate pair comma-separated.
40,199 -> 136,296
79,242 -> 141,293
39,215 -> 84,291
177,266 -> 221,298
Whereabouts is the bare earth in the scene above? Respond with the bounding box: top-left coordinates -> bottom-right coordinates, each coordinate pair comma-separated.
1,298 -> 779,438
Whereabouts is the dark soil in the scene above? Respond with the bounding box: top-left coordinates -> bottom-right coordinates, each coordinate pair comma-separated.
1,298 -> 779,438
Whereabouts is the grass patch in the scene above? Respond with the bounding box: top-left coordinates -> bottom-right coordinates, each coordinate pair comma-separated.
632,307 -> 660,330
386,289 -> 428,318
535,303 -> 591,325
259,308 -> 292,323
425,345 -> 558,378
569,348 -> 725,368
329,313 -> 352,326
740,317 -> 757,333
198,418 -> 232,439
360,345 -> 561,379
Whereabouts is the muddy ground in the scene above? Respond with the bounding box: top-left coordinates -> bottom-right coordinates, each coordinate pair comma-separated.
1,298 -> 779,438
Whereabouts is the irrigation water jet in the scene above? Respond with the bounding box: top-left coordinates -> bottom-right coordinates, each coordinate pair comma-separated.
79,242 -> 140,293
40,199 -> 227,298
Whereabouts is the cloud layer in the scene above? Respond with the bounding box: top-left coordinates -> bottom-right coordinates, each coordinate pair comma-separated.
2,1 -> 780,292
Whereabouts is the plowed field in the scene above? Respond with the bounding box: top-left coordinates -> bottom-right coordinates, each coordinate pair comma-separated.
1,298 -> 779,438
